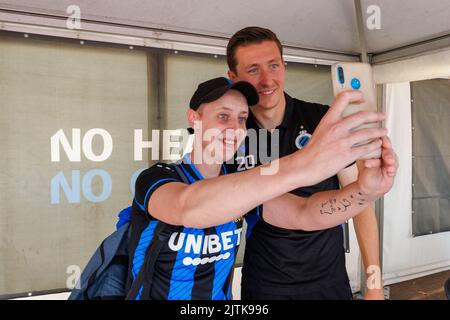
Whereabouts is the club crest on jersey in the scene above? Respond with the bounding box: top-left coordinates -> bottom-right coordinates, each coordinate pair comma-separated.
295,130 -> 312,149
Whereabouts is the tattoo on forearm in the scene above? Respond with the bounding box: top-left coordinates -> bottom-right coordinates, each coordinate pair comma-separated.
320,192 -> 367,215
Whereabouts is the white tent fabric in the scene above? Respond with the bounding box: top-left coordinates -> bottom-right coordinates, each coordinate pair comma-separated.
346,220 -> 362,292
0,0 -> 449,55
374,49 -> 450,83
382,82 -> 450,285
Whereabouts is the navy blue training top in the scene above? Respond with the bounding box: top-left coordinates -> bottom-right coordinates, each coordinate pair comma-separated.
238,93 -> 350,295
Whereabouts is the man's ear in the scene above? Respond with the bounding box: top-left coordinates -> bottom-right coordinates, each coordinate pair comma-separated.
186,108 -> 201,129
227,70 -> 238,83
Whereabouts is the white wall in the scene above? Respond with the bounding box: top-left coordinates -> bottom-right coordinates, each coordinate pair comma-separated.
12,292 -> 70,300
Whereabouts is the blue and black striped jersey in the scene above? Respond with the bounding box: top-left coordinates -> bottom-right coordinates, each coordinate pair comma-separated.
129,157 -> 243,300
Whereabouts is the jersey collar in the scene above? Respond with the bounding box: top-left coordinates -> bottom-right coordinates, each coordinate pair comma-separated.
181,154 -> 228,183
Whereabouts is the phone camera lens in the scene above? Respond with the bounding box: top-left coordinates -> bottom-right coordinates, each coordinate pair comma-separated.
351,78 -> 361,90
337,66 -> 345,84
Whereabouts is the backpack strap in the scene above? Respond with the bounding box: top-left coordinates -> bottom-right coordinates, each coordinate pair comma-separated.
170,162 -> 191,184
126,162 -> 190,300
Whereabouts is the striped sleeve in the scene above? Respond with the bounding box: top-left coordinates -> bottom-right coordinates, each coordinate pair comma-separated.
134,163 -> 180,214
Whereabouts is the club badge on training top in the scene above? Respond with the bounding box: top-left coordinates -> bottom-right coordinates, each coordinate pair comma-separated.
295,129 -> 312,149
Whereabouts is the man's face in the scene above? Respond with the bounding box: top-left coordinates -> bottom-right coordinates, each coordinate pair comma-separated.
189,89 -> 248,164
228,41 -> 285,111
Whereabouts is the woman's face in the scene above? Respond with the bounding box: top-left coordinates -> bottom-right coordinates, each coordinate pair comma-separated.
189,89 -> 249,164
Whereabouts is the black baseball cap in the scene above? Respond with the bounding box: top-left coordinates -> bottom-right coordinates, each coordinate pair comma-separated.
189,77 -> 259,110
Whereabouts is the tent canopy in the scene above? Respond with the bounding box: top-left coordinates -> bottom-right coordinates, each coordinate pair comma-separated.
0,0 -> 449,60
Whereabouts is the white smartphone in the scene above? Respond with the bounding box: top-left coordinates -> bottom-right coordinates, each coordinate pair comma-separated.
331,62 -> 381,159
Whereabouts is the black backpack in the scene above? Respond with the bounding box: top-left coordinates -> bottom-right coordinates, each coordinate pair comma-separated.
69,163 -> 189,300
